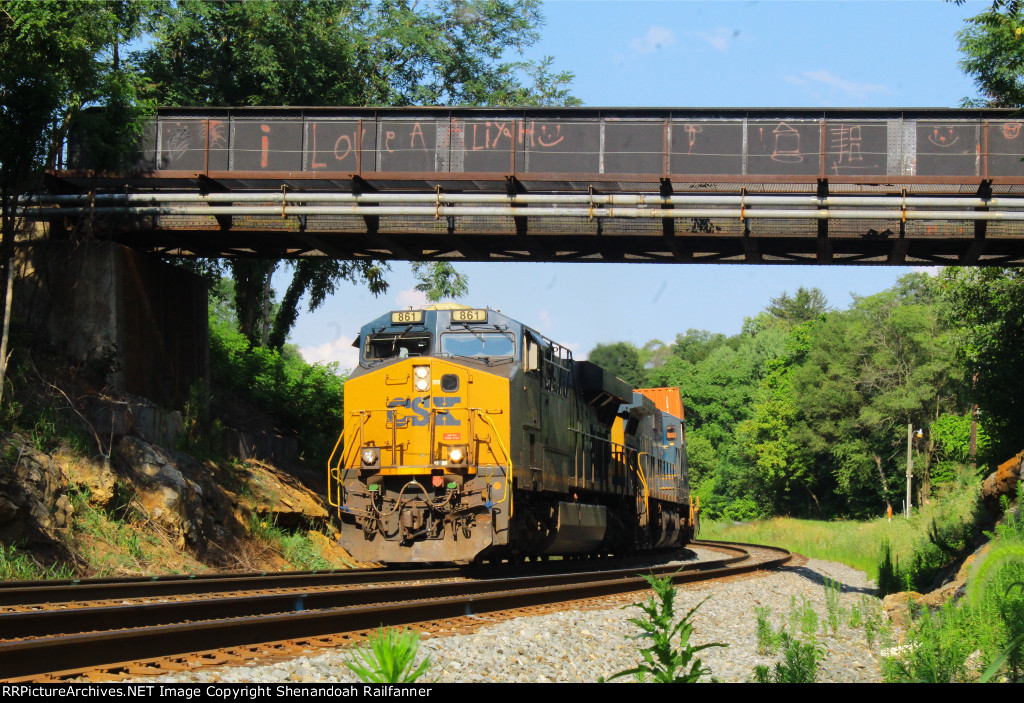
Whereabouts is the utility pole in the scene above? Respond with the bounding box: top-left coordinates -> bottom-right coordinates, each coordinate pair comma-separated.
906,423 -> 913,518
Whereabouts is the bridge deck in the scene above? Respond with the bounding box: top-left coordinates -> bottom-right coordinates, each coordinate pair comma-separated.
36,107 -> 1024,265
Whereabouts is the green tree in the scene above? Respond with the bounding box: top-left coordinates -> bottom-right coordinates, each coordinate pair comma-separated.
737,323 -> 817,515
793,277 -> 963,514
956,0 -> 1024,106
587,341 -> 645,387
669,329 -> 730,365
412,261 -> 468,303
939,267 -> 1024,460
139,0 -> 577,348
766,286 -> 830,325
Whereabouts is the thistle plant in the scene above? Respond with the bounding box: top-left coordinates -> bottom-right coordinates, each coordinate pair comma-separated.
604,572 -> 725,683
345,627 -> 433,683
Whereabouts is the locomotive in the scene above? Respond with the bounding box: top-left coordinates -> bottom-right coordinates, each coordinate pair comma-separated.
327,304 -> 696,563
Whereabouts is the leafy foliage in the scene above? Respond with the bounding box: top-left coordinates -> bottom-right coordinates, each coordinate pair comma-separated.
412,261 -> 469,303
957,2 -> 1024,106
752,630 -> 825,683
209,309 -> 345,460
346,627 -> 433,684
137,0 -> 579,349
604,573 -> 723,683
586,341 -> 646,388
940,267 -> 1024,461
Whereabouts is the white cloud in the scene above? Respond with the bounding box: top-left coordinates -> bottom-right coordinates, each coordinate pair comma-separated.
785,70 -> 892,101
698,27 -> 737,52
300,336 -> 360,373
564,342 -> 583,359
538,309 -> 552,331
631,26 -> 674,54
395,287 -> 429,309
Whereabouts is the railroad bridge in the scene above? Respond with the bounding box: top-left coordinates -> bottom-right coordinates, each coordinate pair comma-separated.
31,106 -> 1024,266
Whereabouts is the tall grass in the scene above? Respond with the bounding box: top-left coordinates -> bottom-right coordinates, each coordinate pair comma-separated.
883,497 -> 1024,682
698,483 -> 983,584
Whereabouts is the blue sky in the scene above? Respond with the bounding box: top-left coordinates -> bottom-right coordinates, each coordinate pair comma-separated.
294,0 -> 991,370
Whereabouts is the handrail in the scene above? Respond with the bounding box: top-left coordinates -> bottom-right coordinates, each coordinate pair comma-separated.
635,451 -> 651,526
474,409 -> 513,518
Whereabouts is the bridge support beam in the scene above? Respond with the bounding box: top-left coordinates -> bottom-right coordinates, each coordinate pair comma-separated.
961,179 -> 992,266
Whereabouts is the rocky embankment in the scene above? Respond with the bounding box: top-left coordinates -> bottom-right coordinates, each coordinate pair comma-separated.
0,402 -> 345,575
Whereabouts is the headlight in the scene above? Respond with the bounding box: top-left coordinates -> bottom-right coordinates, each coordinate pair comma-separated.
447,445 -> 468,465
413,365 -> 430,392
361,448 -> 380,466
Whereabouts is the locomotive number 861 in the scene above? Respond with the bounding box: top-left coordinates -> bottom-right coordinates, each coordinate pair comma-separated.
327,304 -> 696,563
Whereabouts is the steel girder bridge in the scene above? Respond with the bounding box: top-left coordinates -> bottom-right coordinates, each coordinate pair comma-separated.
28,106 -> 1024,266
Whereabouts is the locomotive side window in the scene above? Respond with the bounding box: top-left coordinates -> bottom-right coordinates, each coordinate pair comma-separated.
365,332 -> 431,360
441,332 -> 516,359
524,331 -> 541,373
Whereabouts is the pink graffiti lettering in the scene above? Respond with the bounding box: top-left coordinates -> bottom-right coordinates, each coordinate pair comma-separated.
327,128 -> 366,166
310,123 -> 327,169
536,124 -> 564,148
384,130 -> 396,154
207,121 -> 226,150
490,121 -> 515,149
518,120 -> 534,146
771,122 -> 802,163
683,124 -> 702,154
928,126 -> 960,148
410,122 -> 426,150
1003,122 -> 1022,140
260,124 -> 270,168
470,123 -> 487,151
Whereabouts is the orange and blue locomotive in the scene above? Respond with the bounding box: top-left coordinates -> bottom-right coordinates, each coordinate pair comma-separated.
327,304 -> 695,563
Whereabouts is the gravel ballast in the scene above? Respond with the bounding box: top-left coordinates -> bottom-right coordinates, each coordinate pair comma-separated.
131,552 -> 886,684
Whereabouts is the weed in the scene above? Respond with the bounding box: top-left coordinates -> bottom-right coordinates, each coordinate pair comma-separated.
345,627 -> 432,683
752,596 -> 828,683
823,578 -> 842,636
604,573 -> 725,683
752,630 -> 825,683
786,595 -> 818,638
847,600 -> 863,630
859,595 -> 883,649
249,512 -> 335,570
0,544 -> 74,580
68,486 -> 152,570
755,605 -> 776,655
883,600 -> 974,683
968,536 -> 1024,682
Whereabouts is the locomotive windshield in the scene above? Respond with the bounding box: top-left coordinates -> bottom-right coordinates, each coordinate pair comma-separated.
365,332 -> 431,360
440,332 -> 516,359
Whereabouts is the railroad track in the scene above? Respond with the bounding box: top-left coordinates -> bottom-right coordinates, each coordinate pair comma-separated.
0,540 -> 790,682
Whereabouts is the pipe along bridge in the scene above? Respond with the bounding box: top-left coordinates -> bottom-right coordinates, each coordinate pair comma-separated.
31,107 -> 1024,266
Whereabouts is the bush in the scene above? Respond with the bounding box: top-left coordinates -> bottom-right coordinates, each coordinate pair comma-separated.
209,320 -> 345,460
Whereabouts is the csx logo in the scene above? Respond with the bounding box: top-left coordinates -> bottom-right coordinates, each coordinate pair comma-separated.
387,397 -> 461,426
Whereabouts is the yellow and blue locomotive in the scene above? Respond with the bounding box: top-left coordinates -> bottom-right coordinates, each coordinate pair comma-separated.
327,304 -> 695,563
